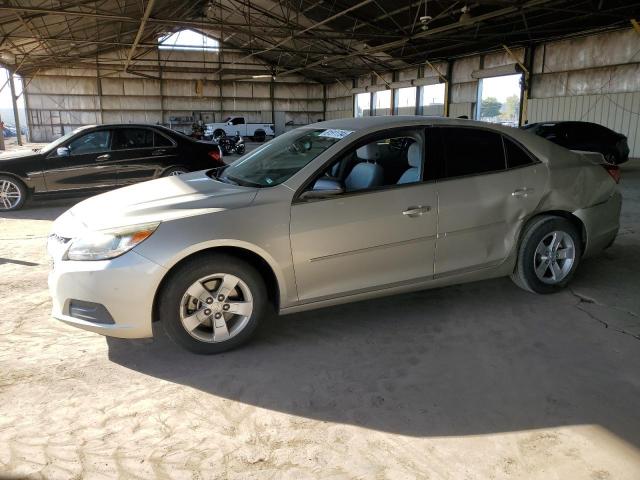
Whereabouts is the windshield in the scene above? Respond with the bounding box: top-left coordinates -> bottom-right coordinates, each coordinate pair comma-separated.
220,128 -> 350,187
40,126 -> 93,153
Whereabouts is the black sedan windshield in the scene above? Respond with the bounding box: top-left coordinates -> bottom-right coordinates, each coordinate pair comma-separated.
220,128 -> 350,187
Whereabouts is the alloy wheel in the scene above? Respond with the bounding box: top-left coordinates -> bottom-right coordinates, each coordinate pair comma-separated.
533,231 -> 576,284
179,273 -> 253,343
0,179 -> 22,210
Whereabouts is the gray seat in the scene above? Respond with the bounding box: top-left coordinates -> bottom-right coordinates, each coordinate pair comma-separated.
397,142 -> 422,184
345,144 -> 384,191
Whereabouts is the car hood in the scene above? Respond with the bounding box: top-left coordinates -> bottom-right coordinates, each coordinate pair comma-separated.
53,170 -> 258,236
0,149 -> 42,162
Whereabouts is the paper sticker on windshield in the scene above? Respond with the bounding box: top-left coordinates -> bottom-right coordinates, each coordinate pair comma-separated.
318,129 -> 354,139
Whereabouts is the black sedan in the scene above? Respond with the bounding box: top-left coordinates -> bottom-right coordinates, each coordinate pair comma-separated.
0,124 -> 223,211
522,121 -> 629,165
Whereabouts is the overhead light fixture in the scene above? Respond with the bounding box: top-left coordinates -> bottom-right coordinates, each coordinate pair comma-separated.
459,5 -> 473,25
252,74 -> 277,80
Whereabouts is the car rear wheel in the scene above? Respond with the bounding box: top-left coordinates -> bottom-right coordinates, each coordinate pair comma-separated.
159,253 -> 268,354
253,130 -> 266,142
511,215 -> 581,294
0,175 -> 27,211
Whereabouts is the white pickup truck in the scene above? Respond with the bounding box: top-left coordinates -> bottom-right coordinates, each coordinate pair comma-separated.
205,116 -> 274,141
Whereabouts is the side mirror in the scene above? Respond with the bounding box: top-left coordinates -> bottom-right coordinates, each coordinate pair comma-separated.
299,178 -> 344,200
56,147 -> 70,157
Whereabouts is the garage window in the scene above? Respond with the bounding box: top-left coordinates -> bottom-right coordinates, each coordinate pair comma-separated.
158,29 -> 219,51
354,92 -> 371,117
438,127 -> 506,179
373,90 -> 392,116
395,87 -> 417,115
419,83 -> 445,116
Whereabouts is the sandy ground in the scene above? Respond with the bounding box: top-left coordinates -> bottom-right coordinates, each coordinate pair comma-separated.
1,161 -> 639,479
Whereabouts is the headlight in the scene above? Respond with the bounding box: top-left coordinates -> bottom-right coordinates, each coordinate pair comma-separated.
66,222 -> 160,261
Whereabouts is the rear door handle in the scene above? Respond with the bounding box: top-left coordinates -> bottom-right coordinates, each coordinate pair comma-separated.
402,205 -> 431,217
512,188 -> 535,198
152,149 -> 166,156
96,153 -> 111,161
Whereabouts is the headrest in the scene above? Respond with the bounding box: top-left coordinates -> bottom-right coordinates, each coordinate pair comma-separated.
356,143 -> 380,161
407,142 -> 421,168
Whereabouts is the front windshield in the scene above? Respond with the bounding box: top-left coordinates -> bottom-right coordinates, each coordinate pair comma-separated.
220,128 -> 351,187
40,126 -> 92,153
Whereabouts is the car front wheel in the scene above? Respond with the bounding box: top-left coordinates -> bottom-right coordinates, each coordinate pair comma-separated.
0,175 -> 27,211
159,253 -> 268,354
511,215 -> 582,294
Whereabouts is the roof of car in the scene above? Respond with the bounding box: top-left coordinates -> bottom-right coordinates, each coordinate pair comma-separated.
310,115 -> 514,133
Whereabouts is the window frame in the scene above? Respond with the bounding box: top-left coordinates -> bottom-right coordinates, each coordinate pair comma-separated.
293,126 -> 432,204
431,125 -> 541,183
111,127 -> 156,151
65,129 -> 112,156
153,129 -> 177,148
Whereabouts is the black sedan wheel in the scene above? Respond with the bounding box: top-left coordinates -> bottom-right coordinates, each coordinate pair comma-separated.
0,176 -> 27,211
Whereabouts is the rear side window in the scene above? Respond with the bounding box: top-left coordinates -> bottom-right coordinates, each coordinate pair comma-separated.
504,137 -> 535,168
440,128 -> 505,178
112,128 -> 153,150
154,132 -> 173,147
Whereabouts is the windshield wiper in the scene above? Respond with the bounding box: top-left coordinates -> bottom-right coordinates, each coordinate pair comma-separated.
224,175 -> 262,188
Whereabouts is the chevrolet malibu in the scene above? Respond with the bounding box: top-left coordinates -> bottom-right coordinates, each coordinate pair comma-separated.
47,117 -> 622,354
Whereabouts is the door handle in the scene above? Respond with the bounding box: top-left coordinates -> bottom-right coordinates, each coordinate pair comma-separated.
512,188 -> 535,198
402,205 -> 431,217
96,153 -> 111,161
152,149 -> 166,156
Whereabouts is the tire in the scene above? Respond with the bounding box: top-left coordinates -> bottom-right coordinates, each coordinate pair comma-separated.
159,253 -> 269,354
511,215 -> 582,294
253,130 -> 266,142
235,144 -> 246,155
0,175 -> 27,211
161,167 -> 189,177
213,129 -> 225,140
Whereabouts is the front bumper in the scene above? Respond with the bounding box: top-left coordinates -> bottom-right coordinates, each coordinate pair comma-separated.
574,190 -> 622,258
48,250 -> 167,338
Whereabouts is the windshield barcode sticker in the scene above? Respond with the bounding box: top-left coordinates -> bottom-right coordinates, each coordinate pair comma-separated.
318,129 -> 354,139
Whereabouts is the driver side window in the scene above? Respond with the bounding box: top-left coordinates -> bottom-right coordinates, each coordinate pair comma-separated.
319,131 -> 425,194
67,130 -> 111,155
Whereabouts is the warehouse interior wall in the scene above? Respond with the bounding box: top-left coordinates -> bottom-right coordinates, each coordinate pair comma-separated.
325,27 -> 640,157
20,26 -> 640,155
24,45 -> 324,142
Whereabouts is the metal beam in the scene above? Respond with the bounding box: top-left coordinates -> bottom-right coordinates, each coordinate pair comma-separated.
123,0 -> 157,72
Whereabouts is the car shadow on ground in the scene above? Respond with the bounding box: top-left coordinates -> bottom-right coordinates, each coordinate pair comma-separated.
107,270 -> 640,447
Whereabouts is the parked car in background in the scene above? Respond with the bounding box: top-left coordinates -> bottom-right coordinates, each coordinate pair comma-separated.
0,124 -> 223,211
205,116 -> 274,142
48,116 -> 621,354
523,121 -> 629,164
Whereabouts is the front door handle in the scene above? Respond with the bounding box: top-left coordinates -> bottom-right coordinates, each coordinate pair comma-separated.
96,153 -> 111,161
512,187 -> 535,198
152,149 -> 166,156
402,205 -> 431,217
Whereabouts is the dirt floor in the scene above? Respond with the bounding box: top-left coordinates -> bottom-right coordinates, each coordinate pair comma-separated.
1,158 -> 639,479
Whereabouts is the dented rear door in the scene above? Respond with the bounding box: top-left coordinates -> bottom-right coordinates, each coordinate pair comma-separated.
433,127 -> 546,277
